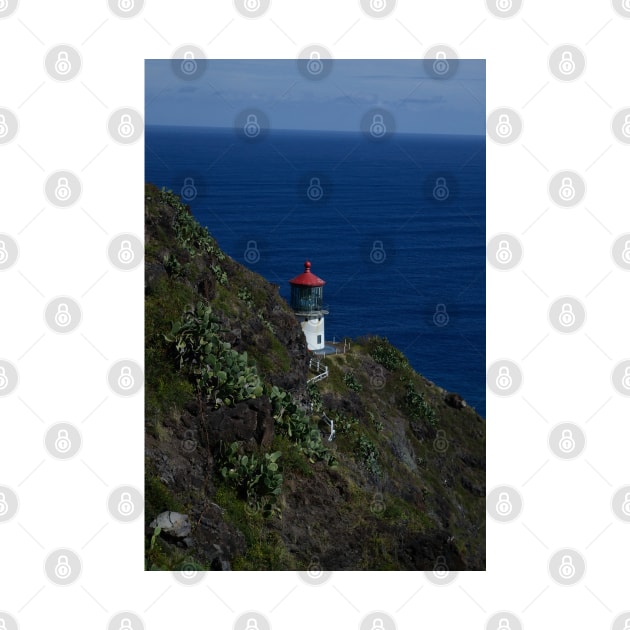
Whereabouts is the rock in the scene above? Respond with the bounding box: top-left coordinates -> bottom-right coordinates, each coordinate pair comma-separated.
150,511 -> 191,538
445,392 -> 467,409
204,396 -> 274,447
145,262 -> 167,294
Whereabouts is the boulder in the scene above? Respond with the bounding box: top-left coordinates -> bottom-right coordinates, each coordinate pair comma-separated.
445,392 -> 467,410
204,396 -> 274,447
150,511 -> 192,542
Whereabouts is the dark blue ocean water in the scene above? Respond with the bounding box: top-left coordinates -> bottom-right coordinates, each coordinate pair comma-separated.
146,126 -> 486,417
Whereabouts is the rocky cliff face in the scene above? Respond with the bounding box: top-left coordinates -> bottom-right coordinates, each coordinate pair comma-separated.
144,183 -> 486,571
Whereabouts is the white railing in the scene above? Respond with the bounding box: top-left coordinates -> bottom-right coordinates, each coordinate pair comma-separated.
321,412 -> 335,441
307,357 -> 329,384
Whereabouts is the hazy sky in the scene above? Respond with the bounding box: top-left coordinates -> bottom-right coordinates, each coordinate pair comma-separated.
145,58 -> 485,135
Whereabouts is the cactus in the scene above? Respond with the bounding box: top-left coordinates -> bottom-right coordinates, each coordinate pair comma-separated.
219,442 -> 283,517
165,302 -> 263,407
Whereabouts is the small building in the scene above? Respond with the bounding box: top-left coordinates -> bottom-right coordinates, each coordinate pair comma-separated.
289,260 -> 328,351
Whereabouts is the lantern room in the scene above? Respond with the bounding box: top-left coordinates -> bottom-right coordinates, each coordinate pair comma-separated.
289,260 -> 328,351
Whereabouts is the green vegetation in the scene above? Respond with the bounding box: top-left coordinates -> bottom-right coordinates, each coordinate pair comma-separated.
355,434 -> 381,478
164,301 -> 263,408
218,442 -> 283,518
366,336 -> 409,371
343,370 -> 363,392
404,381 -> 438,427
269,386 -> 337,468
144,184 -> 486,571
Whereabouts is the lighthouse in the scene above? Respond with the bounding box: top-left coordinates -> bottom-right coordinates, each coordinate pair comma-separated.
289,260 -> 328,352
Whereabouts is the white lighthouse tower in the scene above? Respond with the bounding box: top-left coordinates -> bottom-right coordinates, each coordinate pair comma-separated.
289,260 -> 328,352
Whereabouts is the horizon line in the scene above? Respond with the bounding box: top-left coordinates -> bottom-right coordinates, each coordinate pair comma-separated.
145,123 -> 485,138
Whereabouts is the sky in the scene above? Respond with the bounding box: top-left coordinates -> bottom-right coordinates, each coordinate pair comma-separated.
145,58 -> 485,135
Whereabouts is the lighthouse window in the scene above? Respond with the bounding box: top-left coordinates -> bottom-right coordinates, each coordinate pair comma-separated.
317,335 -> 322,344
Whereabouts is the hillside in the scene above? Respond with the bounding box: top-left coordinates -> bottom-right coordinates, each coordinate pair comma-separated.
144,183 -> 486,571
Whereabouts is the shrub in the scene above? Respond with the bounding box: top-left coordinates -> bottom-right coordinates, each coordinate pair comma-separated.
404,382 -> 438,427
355,435 -> 381,478
367,337 -> 408,371
269,386 -> 337,467
218,441 -> 283,517
165,302 -> 263,407
343,370 -> 363,392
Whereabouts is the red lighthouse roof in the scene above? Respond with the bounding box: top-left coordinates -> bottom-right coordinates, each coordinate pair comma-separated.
289,261 -> 326,287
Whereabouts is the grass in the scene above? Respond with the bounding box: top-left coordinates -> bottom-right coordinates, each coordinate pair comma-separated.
213,485 -> 295,570
272,434 -> 314,477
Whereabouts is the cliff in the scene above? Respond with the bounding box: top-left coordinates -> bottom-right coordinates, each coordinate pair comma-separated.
144,183 -> 486,570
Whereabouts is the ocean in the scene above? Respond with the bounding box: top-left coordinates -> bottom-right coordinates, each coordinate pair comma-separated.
145,125 -> 486,417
